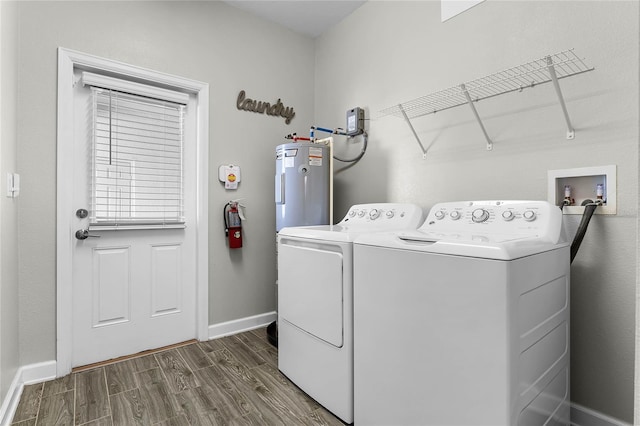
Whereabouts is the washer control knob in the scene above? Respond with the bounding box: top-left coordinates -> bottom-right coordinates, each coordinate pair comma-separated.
523,210 -> 537,221
472,208 -> 490,223
434,210 -> 446,220
357,210 -> 366,218
386,210 -> 395,219
501,210 -> 515,221
450,210 -> 461,220
369,209 -> 381,220
349,210 -> 356,217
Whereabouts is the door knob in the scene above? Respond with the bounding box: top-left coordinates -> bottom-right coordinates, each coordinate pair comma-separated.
75,228 -> 100,240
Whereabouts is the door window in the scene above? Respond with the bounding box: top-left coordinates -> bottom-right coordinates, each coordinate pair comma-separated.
83,72 -> 188,229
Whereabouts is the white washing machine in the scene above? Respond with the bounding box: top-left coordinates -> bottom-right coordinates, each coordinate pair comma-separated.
353,200 -> 570,426
278,203 -> 424,424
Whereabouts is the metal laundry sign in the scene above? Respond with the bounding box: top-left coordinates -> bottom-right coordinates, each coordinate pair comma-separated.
236,90 -> 296,125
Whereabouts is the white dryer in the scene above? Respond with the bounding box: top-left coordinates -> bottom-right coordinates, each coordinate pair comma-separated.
278,203 -> 423,424
353,200 -> 570,426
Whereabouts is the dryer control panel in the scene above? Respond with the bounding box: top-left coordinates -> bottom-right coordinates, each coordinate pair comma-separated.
421,200 -> 564,244
341,203 -> 423,229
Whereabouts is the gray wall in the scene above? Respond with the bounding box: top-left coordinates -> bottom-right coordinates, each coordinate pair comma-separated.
315,1 -> 638,422
12,1 -> 314,365
3,0 -> 638,423
0,0 -> 20,405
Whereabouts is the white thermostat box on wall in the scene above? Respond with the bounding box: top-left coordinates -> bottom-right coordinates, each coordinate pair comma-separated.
548,165 -> 616,215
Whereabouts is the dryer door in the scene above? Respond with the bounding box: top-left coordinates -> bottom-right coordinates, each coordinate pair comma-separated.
279,242 -> 344,347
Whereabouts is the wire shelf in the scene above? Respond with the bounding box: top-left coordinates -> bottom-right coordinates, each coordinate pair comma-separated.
378,49 -> 594,156
380,49 -> 593,120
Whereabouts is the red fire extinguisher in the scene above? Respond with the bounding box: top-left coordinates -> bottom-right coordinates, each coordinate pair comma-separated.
224,201 -> 243,249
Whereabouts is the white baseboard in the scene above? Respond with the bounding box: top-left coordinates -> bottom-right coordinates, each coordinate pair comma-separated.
19,361 -> 56,386
208,311 -> 276,340
0,361 -> 56,426
571,403 -> 631,426
0,370 -> 22,426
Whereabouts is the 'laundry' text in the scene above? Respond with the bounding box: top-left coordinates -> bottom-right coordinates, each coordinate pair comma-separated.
236,90 -> 295,125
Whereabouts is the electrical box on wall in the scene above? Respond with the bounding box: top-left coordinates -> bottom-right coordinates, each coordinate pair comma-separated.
548,165 -> 616,215
346,107 -> 365,136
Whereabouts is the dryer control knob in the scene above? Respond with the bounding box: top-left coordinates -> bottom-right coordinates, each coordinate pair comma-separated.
386,210 -> 395,219
434,210 -> 446,220
472,208 -> 490,223
523,210 -> 537,221
358,210 -> 366,218
450,211 -> 461,220
369,209 -> 381,220
501,210 -> 515,221
349,210 -> 356,217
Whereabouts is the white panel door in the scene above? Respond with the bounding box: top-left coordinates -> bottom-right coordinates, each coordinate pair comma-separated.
70,71 -> 197,368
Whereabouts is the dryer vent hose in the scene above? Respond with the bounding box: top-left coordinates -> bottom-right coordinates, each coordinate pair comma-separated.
570,200 -> 599,264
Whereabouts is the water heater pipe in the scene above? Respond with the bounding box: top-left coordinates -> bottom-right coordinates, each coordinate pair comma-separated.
310,125 -> 368,163
284,133 -> 312,142
310,126 -> 347,137
315,136 -> 334,224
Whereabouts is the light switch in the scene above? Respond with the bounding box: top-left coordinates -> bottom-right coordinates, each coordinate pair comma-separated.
6,173 -> 20,198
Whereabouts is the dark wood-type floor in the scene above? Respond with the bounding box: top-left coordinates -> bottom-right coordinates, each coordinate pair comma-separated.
10,327 -> 346,425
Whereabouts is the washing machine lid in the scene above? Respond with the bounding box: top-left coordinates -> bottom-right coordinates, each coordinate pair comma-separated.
355,230 -> 568,260
354,200 -> 569,260
278,203 -> 424,242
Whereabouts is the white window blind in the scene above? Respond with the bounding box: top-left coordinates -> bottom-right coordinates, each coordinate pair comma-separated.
88,84 -> 186,229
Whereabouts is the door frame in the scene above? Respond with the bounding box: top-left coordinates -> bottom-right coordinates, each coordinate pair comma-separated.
56,48 -> 209,377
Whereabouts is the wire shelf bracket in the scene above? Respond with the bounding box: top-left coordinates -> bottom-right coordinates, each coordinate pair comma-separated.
461,83 -> 493,151
379,49 -> 594,157
398,104 -> 429,159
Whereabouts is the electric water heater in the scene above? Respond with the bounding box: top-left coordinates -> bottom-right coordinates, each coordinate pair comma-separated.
275,142 -> 330,231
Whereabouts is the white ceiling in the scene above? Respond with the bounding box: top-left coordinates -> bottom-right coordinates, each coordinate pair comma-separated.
222,0 -> 367,38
